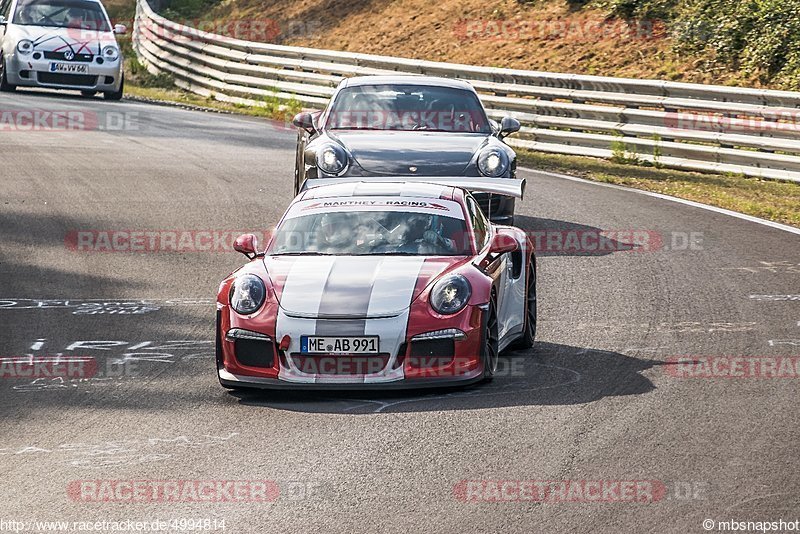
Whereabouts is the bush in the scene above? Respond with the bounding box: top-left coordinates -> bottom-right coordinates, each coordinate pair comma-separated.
595,0 -> 800,88
126,56 -> 176,89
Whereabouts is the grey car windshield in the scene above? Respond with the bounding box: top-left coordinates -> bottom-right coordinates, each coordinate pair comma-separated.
13,0 -> 111,31
269,211 -> 472,256
325,85 -> 491,133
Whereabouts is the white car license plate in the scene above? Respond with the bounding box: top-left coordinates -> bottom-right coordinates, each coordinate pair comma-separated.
49,62 -> 89,74
300,336 -> 379,354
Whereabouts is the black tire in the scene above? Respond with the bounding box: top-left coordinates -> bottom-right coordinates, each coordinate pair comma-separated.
481,298 -> 500,381
0,56 -> 16,92
103,76 -> 123,101
510,261 -> 537,350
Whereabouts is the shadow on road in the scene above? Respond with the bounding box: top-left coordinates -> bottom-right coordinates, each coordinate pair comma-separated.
515,215 -> 649,256
229,341 -> 661,413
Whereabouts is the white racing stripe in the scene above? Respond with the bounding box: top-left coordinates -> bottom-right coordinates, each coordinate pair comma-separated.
276,256 -> 336,318
276,256 -> 427,383
366,257 -> 426,317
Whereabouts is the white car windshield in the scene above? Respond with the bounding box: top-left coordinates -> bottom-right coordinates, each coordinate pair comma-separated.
13,0 -> 111,31
269,211 -> 472,256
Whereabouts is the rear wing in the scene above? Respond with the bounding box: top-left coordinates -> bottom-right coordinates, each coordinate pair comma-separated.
302,176 -> 526,199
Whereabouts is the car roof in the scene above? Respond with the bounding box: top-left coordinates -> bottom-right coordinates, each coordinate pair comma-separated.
300,181 -> 458,201
340,76 -> 476,91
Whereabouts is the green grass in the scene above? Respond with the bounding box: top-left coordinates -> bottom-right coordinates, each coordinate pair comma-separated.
125,82 -> 304,121
517,149 -> 800,227
121,52 -> 304,122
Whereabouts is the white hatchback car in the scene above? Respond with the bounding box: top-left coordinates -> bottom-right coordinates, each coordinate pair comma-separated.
0,0 -> 125,99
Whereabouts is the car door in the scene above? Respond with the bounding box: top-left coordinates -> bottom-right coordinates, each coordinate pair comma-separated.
467,194 -> 507,332
467,194 -> 525,343
496,229 -> 526,343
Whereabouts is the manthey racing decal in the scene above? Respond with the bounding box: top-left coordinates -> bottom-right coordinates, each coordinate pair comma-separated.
285,197 -> 465,220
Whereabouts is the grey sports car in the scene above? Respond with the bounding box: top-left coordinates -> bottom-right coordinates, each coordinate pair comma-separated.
292,76 -> 522,224
0,0 -> 125,99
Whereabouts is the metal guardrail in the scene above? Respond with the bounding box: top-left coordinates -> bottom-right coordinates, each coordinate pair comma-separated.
133,0 -> 800,182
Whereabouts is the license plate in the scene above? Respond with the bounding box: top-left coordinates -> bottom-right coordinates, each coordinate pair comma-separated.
49,62 -> 89,74
300,336 -> 379,354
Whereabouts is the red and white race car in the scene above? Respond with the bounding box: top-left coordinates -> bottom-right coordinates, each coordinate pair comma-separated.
215,177 -> 536,389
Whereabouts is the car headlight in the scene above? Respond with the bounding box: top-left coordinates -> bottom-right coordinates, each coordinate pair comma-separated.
477,148 -> 509,177
102,45 -> 119,61
316,144 -> 348,175
228,274 -> 266,315
430,275 -> 472,315
16,40 -> 33,55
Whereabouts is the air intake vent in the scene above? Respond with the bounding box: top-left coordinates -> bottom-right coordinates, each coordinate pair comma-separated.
37,73 -> 98,87
234,339 -> 275,368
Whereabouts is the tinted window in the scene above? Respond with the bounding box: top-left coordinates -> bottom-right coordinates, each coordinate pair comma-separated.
13,0 -> 110,31
326,84 -> 491,133
467,196 -> 489,249
270,210 -> 471,256
0,0 -> 12,19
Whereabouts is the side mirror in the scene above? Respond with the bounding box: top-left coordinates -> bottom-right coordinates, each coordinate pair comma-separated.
0,16 -> 7,25
114,24 -> 128,35
292,111 -> 315,133
499,116 -> 520,138
488,232 -> 519,255
233,233 -> 260,259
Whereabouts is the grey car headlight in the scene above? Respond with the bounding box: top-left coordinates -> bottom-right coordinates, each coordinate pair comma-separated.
17,40 -> 34,55
229,274 -> 266,315
430,275 -> 472,315
102,45 -> 119,61
477,148 -> 509,177
316,143 -> 348,175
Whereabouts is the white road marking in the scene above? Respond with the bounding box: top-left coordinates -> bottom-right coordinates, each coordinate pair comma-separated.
518,167 -> 800,236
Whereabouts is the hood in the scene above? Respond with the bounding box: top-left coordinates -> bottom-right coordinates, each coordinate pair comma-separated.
11,25 -> 115,54
263,255 -> 466,318
330,131 -> 488,175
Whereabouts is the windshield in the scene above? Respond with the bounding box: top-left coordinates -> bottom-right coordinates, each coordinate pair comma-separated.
325,84 -> 491,133
13,0 -> 111,31
269,211 -> 472,256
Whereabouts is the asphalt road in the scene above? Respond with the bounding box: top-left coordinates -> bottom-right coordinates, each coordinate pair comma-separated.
1,89 -> 799,534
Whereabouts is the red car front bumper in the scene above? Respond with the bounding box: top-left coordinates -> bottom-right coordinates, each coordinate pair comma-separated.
216,303 -> 488,390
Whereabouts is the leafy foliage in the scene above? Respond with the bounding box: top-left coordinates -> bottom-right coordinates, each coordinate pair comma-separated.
595,0 -> 800,88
